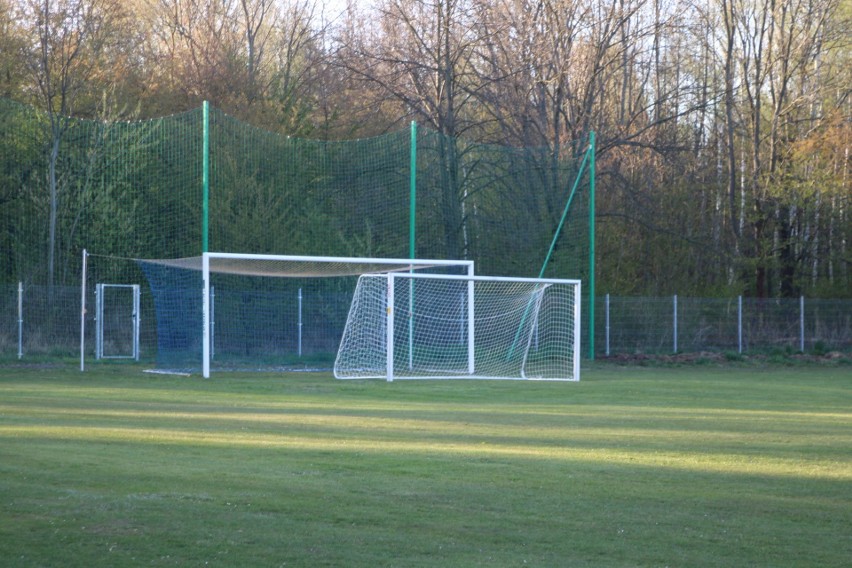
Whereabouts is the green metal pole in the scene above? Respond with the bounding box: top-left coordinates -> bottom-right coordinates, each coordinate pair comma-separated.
506,143 -> 591,362
202,101 -> 210,253
409,121 -> 417,259
537,148 -> 591,278
588,131 -> 596,360
408,121 -> 418,371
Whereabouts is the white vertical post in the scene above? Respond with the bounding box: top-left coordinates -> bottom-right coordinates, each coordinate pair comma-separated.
133,284 -> 140,361
387,274 -> 395,382
408,277 -> 413,370
17,282 -> 23,360
605,293 -> 610,357
95,284 -> 102,359
210,286 -> 215,360
738,295 -> 743,353
673,294 -> 678,353
298,288 -> 303,357
202,253 -> 211,378
80,250 -> 88,371
467,278 -> 475,375
799,296 -> 805,352
467,264 -> 475,375
573,282 -> 582,381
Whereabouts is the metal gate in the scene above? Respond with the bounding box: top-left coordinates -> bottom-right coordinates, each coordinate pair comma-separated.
95,283 -> 140,360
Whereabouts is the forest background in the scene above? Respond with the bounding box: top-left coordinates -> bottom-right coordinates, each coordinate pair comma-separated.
0,0 -> 850,298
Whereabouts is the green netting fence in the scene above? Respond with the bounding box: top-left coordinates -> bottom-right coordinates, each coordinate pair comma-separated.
0,98 -> 594,363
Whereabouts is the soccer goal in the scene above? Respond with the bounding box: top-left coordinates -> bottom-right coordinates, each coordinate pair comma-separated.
133,253 -> 474,377
335,273 -> 581,381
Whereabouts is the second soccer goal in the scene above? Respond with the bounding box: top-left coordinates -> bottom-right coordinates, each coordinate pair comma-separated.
335,273 -> 581,381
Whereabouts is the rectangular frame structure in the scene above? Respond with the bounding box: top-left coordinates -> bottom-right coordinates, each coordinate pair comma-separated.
335,273 -> 581,381
95,283 -> 141,361
200,253 -> 474,378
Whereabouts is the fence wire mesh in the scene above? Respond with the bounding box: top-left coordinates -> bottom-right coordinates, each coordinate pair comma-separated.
3,285 -> 849,363
597,295 -> 850,356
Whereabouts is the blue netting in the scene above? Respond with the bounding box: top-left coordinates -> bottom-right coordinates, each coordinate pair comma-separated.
138,261 -> 202,369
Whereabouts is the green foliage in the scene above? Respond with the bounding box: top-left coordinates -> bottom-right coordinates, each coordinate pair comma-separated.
812,341 -> 829,357
0,101 -> 43,281
724,351 -> 745,362
0,101 -> 591,288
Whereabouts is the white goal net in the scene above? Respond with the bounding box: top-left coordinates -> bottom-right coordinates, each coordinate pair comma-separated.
335,273 -> 581,381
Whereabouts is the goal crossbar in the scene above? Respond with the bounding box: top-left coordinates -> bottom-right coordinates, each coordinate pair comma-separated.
144,253 -> 474,278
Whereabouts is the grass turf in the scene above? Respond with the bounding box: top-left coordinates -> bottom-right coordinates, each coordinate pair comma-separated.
0,364 -> 849,567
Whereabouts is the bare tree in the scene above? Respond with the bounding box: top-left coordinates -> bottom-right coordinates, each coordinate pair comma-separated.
142,0 -> 326,130
721,0 -> 842,296
338,0 -> 482,135
0,0 -> 28,98
335,0 -> 488,257
240,0 -> 277,105
18,0 -> 134,290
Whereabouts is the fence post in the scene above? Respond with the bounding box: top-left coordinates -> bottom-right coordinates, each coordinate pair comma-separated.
298,288 -> 303,357
210,286 -> 215,360
738,295 -> 743,354
800,296 -> 805,352
17,282 -> 23,359
673,294 -> 678,353
605,293 -> 610,357
80,249 -> 87,371
202,101 -> 209,253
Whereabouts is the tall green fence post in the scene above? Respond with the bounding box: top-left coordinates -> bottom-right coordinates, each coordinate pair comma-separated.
202,101 -> 210,253
410,121 -> 417,259
408,121 -> 418,370
588,131 -> 596,360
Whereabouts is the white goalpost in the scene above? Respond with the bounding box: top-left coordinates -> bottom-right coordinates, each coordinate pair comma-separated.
196,253 -> 475,378
335,273 -> 582,381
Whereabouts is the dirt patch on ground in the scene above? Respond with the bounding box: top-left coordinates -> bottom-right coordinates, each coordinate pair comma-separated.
598,350 -> 850,366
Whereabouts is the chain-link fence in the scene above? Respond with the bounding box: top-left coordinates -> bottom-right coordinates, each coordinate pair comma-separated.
3,285 -> 850,365
1,284 -> 84,360
0,283 -> 356,366
597,294 -> 851,355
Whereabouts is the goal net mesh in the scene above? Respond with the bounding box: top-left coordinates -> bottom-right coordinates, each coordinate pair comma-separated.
335,274 -> 580,381
135,255 -> 471,373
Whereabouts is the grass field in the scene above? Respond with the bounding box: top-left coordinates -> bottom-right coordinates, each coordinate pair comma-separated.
0,363 -> 849,567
